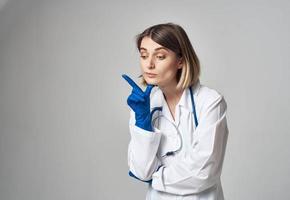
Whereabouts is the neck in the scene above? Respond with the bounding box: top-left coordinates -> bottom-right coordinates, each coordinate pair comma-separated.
159,80 -> 184,105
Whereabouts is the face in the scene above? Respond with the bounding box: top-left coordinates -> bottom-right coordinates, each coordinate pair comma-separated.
139,36 -> 182,87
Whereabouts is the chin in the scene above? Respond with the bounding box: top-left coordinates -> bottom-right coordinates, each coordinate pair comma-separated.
145,79 -> 158,85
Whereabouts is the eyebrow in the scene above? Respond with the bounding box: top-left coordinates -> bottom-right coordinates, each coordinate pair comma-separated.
140,47 -> 169,52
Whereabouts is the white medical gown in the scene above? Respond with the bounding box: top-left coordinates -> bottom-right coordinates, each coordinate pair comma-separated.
127,80 -> 229,200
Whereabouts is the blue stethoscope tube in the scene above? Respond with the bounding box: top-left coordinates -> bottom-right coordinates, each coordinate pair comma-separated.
151,86 -> 198,157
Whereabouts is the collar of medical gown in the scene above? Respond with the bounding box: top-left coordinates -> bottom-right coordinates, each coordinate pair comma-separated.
149,79 -> 201,126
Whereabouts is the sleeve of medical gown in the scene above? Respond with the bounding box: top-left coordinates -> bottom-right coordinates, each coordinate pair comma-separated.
151,95 -> 229,195
127,109 -> 162,181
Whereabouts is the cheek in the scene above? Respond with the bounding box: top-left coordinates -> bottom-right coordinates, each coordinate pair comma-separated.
140,61 -> 147,72
140,61 -> 146,71
158,62 -> 178,78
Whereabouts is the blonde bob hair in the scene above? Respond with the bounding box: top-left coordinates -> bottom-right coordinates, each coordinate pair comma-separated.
135,22 -> 201,90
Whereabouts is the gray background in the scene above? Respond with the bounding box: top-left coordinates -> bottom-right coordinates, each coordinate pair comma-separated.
0,0 -> 290,199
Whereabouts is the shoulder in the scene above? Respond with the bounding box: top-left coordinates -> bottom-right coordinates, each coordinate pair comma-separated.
194,81 -> 227,114
197,83 -> 224,102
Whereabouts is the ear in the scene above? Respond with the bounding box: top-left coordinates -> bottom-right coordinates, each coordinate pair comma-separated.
177,57 -> 183,69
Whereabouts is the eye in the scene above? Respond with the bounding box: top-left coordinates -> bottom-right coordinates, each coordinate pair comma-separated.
140,55 -> 147,59
157,55 -> 165,60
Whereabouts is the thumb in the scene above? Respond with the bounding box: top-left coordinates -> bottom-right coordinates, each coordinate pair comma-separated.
145,84 -> 154,96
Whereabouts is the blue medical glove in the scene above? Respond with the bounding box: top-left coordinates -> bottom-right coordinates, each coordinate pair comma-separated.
122,74 -> 155,132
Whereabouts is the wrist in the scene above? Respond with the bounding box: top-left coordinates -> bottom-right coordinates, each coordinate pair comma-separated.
135,115 -> 153,132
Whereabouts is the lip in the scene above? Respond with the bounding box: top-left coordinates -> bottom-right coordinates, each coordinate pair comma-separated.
145,72 -> 157,78
145,72 -> 157,75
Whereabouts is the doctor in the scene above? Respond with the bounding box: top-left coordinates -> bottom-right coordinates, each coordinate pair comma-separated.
122,22 -> 229,200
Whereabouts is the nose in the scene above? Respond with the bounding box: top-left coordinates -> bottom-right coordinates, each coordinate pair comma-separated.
146,56 -> 155,69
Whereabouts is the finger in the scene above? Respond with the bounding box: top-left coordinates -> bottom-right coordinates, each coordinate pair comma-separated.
122,74 -> 143,93
128,93 -> 145,103
132,87 -> 145,97
145,84 -> 154,96
131,93 -> 145,102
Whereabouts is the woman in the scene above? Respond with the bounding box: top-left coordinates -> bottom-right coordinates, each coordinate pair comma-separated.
122,22 -> 229,200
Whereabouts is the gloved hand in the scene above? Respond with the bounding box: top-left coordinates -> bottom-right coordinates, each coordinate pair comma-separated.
122,74 -> 155,132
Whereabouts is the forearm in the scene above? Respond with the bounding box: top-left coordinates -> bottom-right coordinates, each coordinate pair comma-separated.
128,124 -> 162,180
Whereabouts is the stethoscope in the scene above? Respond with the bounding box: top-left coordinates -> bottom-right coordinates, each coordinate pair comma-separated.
151,86 -> 198,158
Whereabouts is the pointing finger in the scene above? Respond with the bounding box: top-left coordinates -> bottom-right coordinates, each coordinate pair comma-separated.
122,74 -> 143,94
